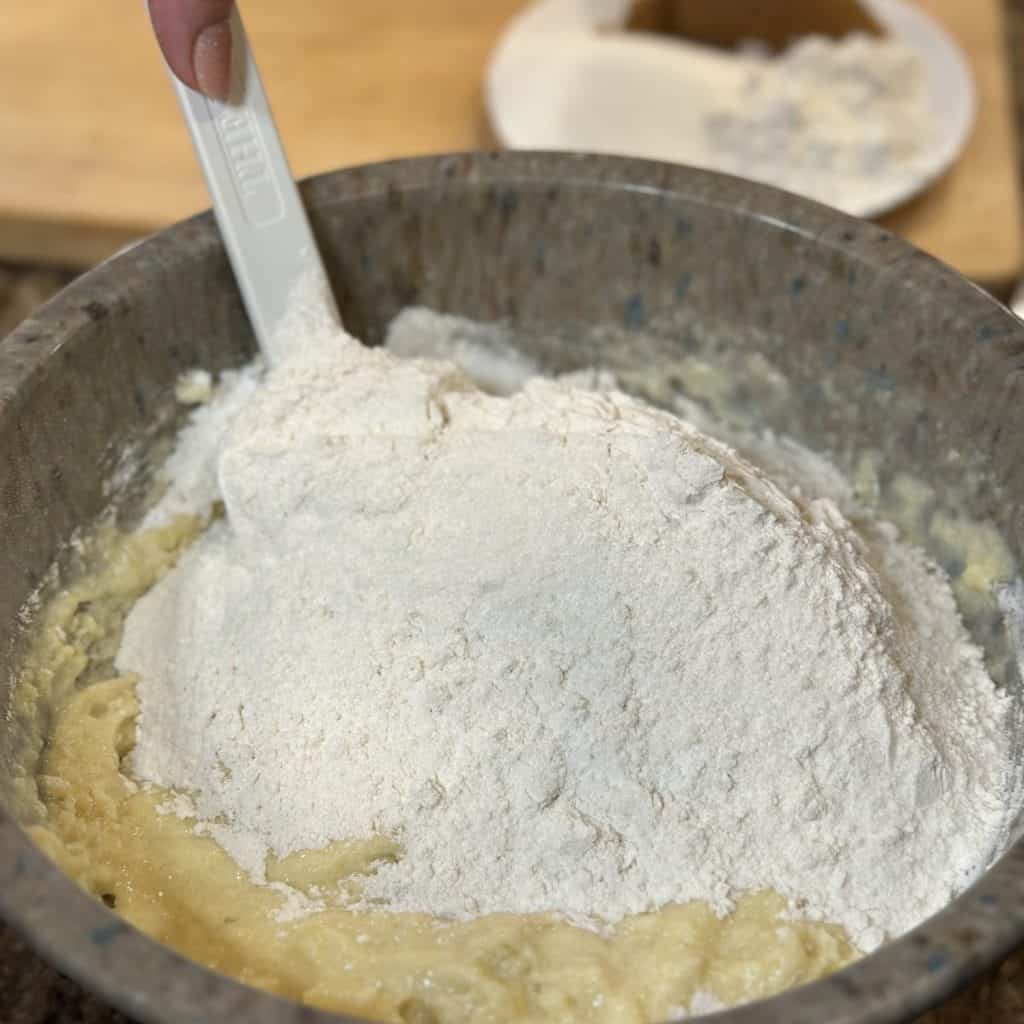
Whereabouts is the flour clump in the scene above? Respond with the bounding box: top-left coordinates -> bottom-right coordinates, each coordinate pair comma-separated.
118,314 -> 1013,953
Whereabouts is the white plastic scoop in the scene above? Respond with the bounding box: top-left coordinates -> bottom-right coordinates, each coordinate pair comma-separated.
156,5 -> 339,364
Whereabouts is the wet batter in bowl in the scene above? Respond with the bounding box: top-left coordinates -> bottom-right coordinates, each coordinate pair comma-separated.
12,303 -> 1015,1022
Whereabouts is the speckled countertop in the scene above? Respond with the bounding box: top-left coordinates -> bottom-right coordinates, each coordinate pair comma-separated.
4,6 -> 1024,1020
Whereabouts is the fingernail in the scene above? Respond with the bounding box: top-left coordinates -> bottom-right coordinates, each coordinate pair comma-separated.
193,20 -> 232,102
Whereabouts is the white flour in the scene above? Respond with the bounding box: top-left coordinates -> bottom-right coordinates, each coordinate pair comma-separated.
119,307 -> 1013,953
700,34 -> 936,212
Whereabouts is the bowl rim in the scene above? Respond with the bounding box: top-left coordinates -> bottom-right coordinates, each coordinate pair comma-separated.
2,150 -> 1023,1024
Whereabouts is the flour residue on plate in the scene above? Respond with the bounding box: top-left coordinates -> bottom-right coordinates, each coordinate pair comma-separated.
487,0 -> 972,216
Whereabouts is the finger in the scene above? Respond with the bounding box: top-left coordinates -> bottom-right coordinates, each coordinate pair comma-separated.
148,0 -> 234,101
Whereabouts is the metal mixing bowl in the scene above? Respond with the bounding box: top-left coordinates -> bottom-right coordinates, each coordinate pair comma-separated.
2,153 -> 1024,1024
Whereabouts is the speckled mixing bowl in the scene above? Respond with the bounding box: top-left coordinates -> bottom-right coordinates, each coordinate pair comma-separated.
2,153 -> 1024,1024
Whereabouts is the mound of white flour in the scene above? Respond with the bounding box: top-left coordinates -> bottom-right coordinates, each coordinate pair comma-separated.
119,313 -> 1013,952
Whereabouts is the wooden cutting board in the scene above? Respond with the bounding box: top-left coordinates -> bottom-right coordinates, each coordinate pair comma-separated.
0,0 -> 1019,289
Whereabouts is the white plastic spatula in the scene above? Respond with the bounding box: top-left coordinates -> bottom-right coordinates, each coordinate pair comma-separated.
155,5 -> 340,365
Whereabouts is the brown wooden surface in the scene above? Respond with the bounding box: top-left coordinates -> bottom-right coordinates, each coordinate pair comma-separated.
878,0 -> 1023,291
0,0 -> 1020,286
0,0 -> 521,266
628,0 -> 885,46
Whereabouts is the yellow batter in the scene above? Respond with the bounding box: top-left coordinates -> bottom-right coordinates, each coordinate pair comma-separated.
14,519 -> 853,1023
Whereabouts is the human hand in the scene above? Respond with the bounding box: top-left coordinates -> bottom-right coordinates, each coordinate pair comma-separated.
148,0 -> 234,101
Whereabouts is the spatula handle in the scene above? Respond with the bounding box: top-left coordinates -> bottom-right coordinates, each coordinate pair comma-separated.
157,5 -> 339,363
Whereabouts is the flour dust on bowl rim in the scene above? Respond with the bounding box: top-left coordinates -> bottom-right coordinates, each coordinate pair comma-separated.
1,152 -> 1023,1024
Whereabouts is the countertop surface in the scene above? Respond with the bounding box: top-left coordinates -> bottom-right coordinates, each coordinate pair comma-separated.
0,0 -> 1020,286
4,2 -> 1024,1021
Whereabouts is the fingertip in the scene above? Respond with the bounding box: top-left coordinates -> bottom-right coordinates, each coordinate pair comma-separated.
194,20 -> 233,102
149,0 -> 234,98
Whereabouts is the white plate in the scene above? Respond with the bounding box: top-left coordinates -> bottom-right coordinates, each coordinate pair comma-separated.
486,0 -> 975,219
